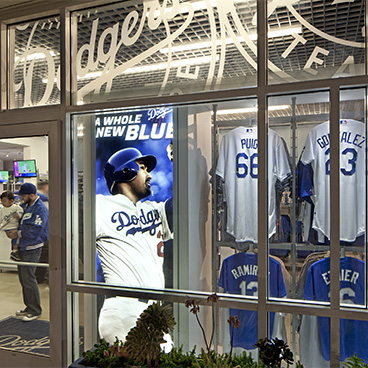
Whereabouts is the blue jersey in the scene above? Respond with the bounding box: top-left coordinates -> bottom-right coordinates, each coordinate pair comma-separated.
304,256 -> 368,362
218,253 -> 286,349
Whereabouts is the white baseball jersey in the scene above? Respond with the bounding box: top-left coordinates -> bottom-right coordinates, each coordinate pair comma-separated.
96,193 -> 172,343
216,127 -> 291,242
0,204 -> 23,230
96,194 -> 172,288
299,119 -> 365,242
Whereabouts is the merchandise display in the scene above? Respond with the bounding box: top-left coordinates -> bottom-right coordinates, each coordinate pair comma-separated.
298,119 -> 366,244
213,103 -> 367,363
216,126 -> 292,243
301,256 -> 368,363
218,252 -> 287,350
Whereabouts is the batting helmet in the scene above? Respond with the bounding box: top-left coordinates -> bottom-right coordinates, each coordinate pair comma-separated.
104,147 -> 156,194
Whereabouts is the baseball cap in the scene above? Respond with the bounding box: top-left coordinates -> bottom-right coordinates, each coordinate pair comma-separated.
19,183 -> 37,195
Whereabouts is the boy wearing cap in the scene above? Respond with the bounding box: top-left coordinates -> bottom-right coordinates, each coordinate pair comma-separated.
5,182 -> 49,322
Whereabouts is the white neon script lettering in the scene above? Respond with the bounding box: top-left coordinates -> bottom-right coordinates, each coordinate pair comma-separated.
76,0 -> 195,100
13,21 -> 56,107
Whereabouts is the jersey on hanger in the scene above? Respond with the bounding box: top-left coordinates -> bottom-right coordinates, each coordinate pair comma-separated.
298,119 -> 366,242
218,252 -> 286,350
304,256 -> 368,362
216,127 -> 291,242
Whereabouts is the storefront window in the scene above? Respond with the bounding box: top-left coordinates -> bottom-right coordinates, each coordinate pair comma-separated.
267,0 -> 365,83
8,17 -> 61,108
71,0 -> 257,105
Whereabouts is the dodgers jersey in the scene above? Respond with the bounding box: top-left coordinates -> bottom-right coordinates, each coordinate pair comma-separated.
299,119 -> 366,242
216,127 -> 291,242
218,253 -> 286,350
0,203 -> 23,230
304,257 -> 368,362
96,194 -> 172,288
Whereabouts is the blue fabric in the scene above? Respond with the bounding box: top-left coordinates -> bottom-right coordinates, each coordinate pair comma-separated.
18,247 -> 42,316
18,197 -> 49,251
218,253 -> 286,350
304,257 -> 368,362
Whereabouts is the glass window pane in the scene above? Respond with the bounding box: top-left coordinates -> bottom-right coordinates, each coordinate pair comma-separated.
299,313 -> 330,367
268,91 -> 332,303
71,1 -> 257,105
0,136 -> 49,356
268,0 -> 365,84
9,18 -> 61,108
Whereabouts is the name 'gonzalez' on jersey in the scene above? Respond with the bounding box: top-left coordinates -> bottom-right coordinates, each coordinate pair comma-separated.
216,126 -> 291,243
298,119 -> 366,243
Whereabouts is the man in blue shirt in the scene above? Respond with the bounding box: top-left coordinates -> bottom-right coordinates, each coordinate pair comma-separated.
6,183 -> 49,321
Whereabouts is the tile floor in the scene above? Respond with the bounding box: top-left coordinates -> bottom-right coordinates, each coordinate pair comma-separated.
0,267 -> 49,322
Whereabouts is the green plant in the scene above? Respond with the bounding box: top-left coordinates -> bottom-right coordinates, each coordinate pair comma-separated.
254,338 -> 294,368
124,301 -> 176,367
343,353 -> 368,368
185,294 -> 242,367
158,345 -> 198,367
82,337 -> 134,367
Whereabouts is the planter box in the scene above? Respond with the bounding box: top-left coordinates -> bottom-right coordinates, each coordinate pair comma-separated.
69,355 -> 95,368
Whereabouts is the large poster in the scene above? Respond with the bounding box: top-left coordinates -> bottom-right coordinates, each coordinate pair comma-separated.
94,107 -> 174,344
95,107 -> 173,200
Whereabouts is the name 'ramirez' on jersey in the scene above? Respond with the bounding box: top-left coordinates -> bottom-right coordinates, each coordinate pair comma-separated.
96,194 -> 172,288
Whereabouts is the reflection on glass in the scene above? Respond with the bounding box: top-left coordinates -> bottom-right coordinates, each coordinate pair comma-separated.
299,313 -> 330,367
9,18 -> 61,108
218,254 -> 287,349
72,1 -> 258,104
0,136 -> 49,355
268,0 -> 365,83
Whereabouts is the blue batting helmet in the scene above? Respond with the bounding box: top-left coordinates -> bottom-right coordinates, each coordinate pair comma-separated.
104,147 -> 156,194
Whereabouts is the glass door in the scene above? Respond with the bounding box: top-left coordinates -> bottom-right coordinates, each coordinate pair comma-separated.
0,120 -> 64,368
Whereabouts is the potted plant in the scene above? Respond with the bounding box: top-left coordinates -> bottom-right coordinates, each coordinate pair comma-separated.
69,301 -> 175,368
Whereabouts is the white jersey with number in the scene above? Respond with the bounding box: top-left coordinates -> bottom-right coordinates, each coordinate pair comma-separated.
216,127 -> 291,242
96,194 -> 171,288
299,119 -> 366,242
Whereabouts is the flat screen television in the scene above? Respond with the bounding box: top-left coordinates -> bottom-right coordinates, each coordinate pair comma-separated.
13,159 -> 37,178
0,171 -> 9,183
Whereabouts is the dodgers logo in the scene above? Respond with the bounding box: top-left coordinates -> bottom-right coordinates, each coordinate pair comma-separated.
111,208 -> 161,236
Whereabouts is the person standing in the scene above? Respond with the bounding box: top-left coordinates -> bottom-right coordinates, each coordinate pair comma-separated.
6,182 -> 49,322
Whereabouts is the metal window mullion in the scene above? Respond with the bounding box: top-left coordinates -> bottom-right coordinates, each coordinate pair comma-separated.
7,23 -> 15,109
329,86 -> 340,366
83,115 -> 97,349
257,0 -> 268,342
0,22 -> 6,111
60,8 -> 71,107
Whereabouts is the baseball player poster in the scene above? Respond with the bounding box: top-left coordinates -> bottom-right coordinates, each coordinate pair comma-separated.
94,107 -> 174,344
95,107 -> 173,199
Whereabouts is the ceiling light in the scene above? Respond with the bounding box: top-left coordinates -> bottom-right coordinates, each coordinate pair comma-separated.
73,55 -> 219,80
15,51 -> 56,62
44,55 -> 218,83
160,26 -> 302,54
149,0 -> 244,17
215,105 -> 290,115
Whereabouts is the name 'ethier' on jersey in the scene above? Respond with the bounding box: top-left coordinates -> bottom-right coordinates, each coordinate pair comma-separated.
231,264 -> 258,279
321,269 -> 360,286
316,131 -> 365,150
